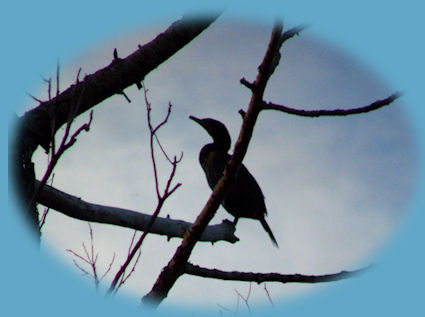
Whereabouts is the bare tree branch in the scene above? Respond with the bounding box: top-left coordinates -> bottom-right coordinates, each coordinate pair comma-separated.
263,283 -> 276,309
262,93 -> 401,117
26,68 -> 93,219
184,263 -> 369,284
39,173 -> 54,229
279,24 -> 309,45
35,180 -> 239,243
234,283 -> 252,314
108,88 -> 183,294
12,13 -> 396,307
66,223 -> 115,290
113,232 -> 141,293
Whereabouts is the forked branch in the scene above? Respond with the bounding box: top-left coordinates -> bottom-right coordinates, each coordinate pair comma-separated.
66,223 -> 116,290
108,87 -> 182,294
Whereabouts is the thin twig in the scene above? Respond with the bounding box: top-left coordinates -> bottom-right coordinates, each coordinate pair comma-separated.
100,253 -> 116,282
154,134 -> 184,164
143,85 -> 160,198
76,67 -> 82,83
66,223 -> 114,290
128,231 -> 138,254
38,206 -> 50,229
216,303 -> 238,315
27,93 -> 44,103
56,62 -> 60,97
263,283 -> 276,309
66,248 -> 91,265
39,174 -> 54,229
152,102 -> 172,135
108,85 -> 182,295
240,78 -> 256,91
115,249 -> 141,293
279,24 -> 309,45
72,259 -> 90,276
235,283 -> 252,314
26,75 -> 93,214
41,76 -> 52,101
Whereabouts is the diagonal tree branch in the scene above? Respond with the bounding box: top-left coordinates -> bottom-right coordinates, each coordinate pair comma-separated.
35,180 -> 239,243
15,13 -> 222,157
141,20 -> 289,308
184,263 -> 369,284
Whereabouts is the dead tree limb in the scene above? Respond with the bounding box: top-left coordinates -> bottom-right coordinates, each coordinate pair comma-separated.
184,263 -> 369,284
36,180 -> 239,243
15,13 -> 221,157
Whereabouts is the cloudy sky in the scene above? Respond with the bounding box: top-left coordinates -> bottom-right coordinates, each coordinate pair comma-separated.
25,15 -> 417,312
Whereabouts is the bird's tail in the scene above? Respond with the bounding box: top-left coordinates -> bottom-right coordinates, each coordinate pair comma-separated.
259,217 -> 279,248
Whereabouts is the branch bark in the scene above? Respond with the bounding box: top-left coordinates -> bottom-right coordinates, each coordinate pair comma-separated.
184,263 -> 369,284
36,180 -> 239,243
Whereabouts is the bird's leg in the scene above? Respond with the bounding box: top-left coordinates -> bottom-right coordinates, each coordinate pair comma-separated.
233,217 -> 239,226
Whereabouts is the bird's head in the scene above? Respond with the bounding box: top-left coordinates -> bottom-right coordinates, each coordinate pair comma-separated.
189,115 -> 231,151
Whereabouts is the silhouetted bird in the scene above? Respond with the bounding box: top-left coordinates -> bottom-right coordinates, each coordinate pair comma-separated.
189,115 -> 278,247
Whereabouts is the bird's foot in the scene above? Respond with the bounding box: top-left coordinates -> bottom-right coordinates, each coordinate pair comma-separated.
221,219 -> 237,229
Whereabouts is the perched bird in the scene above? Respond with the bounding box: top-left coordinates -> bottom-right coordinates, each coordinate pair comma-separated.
189,115 -> 278,247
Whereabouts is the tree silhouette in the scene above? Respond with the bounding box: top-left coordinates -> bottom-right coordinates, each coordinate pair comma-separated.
9,13 -> 399,309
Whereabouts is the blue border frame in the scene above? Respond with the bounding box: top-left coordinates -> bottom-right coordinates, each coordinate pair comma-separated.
3,1 -> 424,316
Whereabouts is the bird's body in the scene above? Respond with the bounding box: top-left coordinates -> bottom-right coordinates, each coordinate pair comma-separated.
189,116 -> 278,247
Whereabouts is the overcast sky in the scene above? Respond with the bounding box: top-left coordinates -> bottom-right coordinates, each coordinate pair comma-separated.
28,17 -> 417,311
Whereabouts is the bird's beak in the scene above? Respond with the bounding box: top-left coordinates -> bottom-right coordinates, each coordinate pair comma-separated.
189,115 -> 211,136
189,115 -> 199,121
189,115 -> 203,125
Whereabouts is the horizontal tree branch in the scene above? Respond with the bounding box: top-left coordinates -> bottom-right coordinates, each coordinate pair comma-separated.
262,93 -> 401,117
184,263 -> 369,284
35,180 -> 239,243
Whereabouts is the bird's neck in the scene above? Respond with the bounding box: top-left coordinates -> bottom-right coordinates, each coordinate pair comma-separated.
199,142 -> 228,163
211,138 -> 230,152
211,134 -> 231,153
